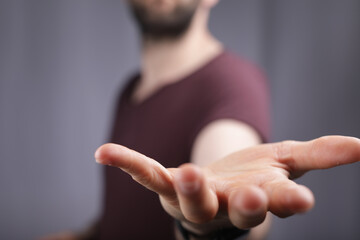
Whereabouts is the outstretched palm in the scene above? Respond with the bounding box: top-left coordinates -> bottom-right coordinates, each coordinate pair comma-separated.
95,136 -> 360,233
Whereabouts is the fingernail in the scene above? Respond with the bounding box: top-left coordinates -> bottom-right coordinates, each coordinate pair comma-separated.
179,180 -> 200,194
236,188 -> 266,216
95,150 -> 110,165
176,174 -> 200,194
241,204 -> 264,216
95,150 -> 101,163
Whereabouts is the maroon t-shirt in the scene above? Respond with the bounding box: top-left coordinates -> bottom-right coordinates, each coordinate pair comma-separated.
99,51 -> 270,239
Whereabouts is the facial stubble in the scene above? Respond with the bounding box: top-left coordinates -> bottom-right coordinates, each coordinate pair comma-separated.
128,0 -> 200,40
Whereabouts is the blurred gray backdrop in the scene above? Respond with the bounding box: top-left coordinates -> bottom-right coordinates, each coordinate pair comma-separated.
1,0 -> 359,239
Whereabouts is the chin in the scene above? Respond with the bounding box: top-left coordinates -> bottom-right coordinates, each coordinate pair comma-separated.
146,1 -> 177,16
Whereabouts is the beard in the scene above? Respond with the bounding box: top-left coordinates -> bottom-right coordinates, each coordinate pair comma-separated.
128,0 -> 200,40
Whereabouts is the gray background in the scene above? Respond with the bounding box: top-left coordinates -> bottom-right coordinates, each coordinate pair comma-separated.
0,0 -> 359,239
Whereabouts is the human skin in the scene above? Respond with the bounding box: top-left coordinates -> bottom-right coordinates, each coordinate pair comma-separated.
39,1 -> 360,239
95,136 -> 360,235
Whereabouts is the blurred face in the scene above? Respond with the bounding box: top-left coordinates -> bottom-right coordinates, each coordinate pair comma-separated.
128,0 -> 200,39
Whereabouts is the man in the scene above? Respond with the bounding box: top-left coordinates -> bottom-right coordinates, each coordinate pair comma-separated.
97,0 -> 271,239
43,0 -> 360,239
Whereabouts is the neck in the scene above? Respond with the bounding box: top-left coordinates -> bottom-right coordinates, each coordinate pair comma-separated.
133,12 -> 223,103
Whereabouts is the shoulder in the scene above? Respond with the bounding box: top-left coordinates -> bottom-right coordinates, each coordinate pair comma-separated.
189,51 -> 271,143
211,51 -> 264,74
199,51 -> 268,98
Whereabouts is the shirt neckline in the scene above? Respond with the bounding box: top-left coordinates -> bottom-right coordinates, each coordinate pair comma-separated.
124,50 -> 227,108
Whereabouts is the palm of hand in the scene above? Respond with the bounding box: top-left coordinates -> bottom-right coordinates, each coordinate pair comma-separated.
95,136 -> 360,232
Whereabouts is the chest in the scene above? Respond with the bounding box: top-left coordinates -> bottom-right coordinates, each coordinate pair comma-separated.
111,99 -> 197,167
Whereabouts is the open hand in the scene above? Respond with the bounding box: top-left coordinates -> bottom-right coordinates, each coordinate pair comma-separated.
95,136 -> 360,233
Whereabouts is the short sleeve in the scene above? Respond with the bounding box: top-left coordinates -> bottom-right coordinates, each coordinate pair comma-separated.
189,55 -> 271,146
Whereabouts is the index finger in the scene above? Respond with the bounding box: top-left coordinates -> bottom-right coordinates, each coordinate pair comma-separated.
95,143 -> 175,197
273,136 -> 360,174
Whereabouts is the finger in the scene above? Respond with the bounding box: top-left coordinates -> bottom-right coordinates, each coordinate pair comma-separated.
173,164 -> 218,223
95,143 -> 174,196
264,180 -> 314,218
228,185 -> 268,229
273,136 -> 360,173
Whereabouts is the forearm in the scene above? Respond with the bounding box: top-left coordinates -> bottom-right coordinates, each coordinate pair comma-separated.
95,136 -> 360,240
181,120 -> 264,240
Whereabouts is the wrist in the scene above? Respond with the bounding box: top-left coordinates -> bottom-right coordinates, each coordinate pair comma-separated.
175,220 -> 249,240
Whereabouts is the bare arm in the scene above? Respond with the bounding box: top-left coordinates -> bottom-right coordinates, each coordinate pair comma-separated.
189,119 -> 270,240
94,135 -> 360,239
190,119 -> 261,166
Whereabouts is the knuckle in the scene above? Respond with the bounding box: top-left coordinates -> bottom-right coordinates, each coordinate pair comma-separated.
273,141 -> 294,161
184,211 -> 214,224
232,214 -> 265,229
272,141 -> 292,162
133,171 -> 153,187
272,140 -> 296,172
